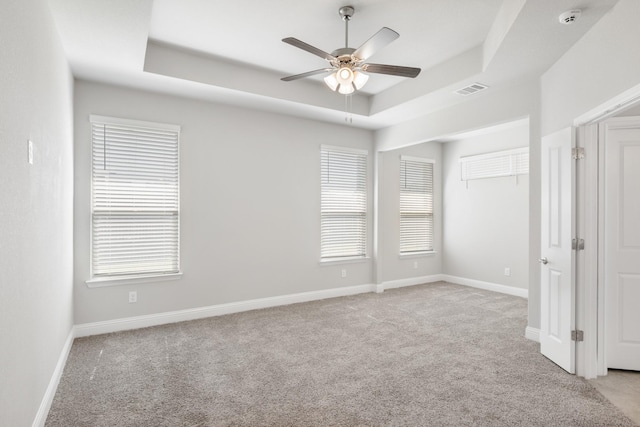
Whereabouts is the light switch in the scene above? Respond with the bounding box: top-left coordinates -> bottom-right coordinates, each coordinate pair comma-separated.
28,140 -> 33,165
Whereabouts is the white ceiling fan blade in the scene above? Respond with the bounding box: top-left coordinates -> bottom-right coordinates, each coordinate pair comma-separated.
281,69 -> 333,82
282,37 -> 336,62
353,27 -> 399,61
362,63 -> 421,78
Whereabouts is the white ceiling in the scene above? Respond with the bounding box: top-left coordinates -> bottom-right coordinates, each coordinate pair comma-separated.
48,0 -> 619,130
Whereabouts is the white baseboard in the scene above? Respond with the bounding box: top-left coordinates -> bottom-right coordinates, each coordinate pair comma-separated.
380,274 -> 446,291
525,326 -> 541,343
75,284 -> 376,337
440,274 -> 528,299
74,275 -> 526,338
32,328 -> 75,427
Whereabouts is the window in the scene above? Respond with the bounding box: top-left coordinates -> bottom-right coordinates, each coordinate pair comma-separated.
460,147 -> 529,181
400,156 -> 434,254
320,145 -> 367,260
90,115 -> 180,281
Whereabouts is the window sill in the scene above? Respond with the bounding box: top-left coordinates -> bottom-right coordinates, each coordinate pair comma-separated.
319,257 -> 370,266
399,251 -> 438,259
86,272 -> 183,288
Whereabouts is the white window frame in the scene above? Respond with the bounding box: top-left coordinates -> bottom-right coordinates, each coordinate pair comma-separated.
320,145 -> 368,262
400,155 -> 435,256
86,115 -> 182,287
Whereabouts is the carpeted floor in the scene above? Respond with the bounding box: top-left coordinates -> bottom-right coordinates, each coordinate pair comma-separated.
46,282 -> 637,426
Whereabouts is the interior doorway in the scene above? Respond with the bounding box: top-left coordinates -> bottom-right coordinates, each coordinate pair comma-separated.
600,114 -> 640,373
575,97 -> 640,379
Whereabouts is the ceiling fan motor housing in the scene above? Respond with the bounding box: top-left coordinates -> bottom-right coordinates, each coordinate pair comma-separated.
331,48 -> 359,69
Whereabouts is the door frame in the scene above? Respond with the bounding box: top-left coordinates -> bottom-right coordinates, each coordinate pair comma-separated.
573,84 -> 640,379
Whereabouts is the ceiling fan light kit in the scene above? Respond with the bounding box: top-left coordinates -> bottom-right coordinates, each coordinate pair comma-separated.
324,67 -> 369,94
281,5 -> 421,95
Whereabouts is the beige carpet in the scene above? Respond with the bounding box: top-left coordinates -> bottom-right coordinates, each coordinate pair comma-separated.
46,282 -> 637,426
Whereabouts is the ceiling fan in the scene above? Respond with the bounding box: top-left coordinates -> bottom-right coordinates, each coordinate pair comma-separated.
281,5 -> 421,95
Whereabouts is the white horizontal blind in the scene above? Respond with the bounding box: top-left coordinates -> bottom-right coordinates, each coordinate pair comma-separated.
460,147 -> 529,181
400,156 -> 434,254
91,116 -> 180,278
320,146 -> 367,260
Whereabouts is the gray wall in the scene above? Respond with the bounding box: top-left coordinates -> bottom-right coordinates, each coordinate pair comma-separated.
72,81 -> 538,326
442,121 -> 529,290
74,80 -> 532,326
0,0 -> 74,425
74,81 -> 375,324
541,0 -> 640,135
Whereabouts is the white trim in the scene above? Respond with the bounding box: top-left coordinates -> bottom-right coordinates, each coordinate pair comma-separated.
576,123 -> 600,379
573,83 -> 640,126
379,274 -> 528,297
86,272 -> 183,287
400,155 -> 435,164
380,274 -> 446,291
525,326 -> 541,343
398,251 -> 438,259
89,114 -> 181,132
441,274 -> 529,298
601,116 -> 640,130
597,122 -> 608,377
75,284 -> 376,337
320,144 -> 368,155
32,329 -> 75,427
318,257 -> 370,266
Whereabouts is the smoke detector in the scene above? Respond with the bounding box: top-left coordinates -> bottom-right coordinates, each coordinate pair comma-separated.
559,9 -> 582,25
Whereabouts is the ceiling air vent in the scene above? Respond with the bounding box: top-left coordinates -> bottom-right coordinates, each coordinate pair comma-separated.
455,83 -> 489,96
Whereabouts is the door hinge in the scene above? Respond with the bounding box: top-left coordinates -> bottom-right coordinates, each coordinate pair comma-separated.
571,330 -> 584,341
572,147 -> 585,160
572,238 -> 585,250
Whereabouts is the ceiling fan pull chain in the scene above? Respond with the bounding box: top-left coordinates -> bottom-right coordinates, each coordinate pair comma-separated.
345,94 -> 353,124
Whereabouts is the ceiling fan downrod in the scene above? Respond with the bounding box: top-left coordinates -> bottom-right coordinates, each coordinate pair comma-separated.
339,6 -> 354,49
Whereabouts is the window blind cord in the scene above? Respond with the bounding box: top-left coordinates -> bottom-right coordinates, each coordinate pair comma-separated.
402,160 -> 406,190
102,124 -> 106,171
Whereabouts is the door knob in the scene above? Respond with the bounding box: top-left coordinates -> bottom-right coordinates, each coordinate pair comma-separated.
538,257 -> 549,265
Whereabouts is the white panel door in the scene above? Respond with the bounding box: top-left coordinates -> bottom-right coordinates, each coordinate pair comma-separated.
605,120 -> 640,371
540,127 -> 575,373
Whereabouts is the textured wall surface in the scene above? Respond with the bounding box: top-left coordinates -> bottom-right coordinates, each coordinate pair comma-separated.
0,0 -> 74,425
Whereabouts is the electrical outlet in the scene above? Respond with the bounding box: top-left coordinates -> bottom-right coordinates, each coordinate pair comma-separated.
129,291 -> 137,303
341,269 -> 347,278
504,268 -> 511,277
413,261 -> 418,269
